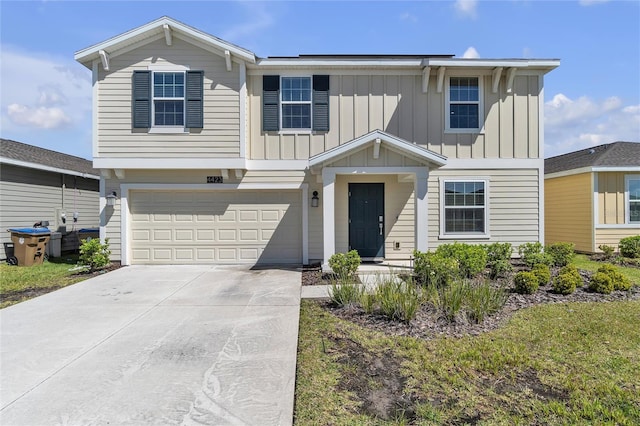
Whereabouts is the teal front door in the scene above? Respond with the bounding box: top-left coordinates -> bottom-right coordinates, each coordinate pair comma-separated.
348,183 -> 384,258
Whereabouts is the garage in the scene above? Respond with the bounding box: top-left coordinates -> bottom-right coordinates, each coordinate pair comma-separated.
129,190 -> 302,264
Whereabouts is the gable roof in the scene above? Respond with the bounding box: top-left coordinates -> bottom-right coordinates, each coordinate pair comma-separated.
309,130 -> 447,168
75,16 -> 256,69
0,139 -> 99,179
545,142 -> 640,175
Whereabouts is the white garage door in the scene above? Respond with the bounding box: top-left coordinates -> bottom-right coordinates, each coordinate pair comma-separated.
129,190 -> 302,264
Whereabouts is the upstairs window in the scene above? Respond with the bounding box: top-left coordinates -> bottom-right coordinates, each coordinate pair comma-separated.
447,77 -> 482,132
281,77 -> 311,129
153,72 -> 184,126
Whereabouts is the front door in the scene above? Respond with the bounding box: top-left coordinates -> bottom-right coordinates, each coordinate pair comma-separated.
349,183 -> 384,258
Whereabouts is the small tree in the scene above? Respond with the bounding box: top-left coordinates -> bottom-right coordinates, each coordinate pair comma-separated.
79,238 -> 111,272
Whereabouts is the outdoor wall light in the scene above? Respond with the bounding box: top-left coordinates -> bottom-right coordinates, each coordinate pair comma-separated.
311,191 -> 319,207
106,191 -> 117,207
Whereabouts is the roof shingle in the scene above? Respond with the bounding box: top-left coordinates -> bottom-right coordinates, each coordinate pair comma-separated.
0,139 -> 97,176
545,142 -> 640,175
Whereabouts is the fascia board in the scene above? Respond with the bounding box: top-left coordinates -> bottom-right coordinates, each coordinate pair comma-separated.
0,157 -> 99,180
423,58 -> 560,70
256,59 -> 424,68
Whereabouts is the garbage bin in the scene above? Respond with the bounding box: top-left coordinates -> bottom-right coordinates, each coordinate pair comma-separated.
78,228 -> 99,243
8,228 -> 51,266
47,232 -> 62,258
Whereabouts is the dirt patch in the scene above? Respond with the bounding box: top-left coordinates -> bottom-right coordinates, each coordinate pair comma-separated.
327,334 -> 419,421
486,368 -> 569,402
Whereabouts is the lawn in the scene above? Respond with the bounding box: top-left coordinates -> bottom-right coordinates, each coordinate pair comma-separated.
0,255 -> 87,308
295,300 -> 640,425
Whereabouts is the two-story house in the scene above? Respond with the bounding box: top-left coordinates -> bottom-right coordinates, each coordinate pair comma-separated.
75,16 -> 559,266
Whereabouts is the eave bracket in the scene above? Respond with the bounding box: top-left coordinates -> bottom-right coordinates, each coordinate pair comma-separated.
163,24 -> 172,46
99,50 -> 110,71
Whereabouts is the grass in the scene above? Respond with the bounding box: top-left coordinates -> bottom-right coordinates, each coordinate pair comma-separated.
0,255 -> 87,308
573,254 -> 640,285
295,300 -> 640,425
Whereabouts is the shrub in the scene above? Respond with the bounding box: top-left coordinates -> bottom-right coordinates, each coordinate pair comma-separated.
413,250 -> 460,287
552,270 -> 581,295
518,242 -> 553,268
78,238 -> 111,272
485,242 -> 513,279
375,278 -> 421,323
328,250 -> 361,280
545,242 -> 575,267
465,281 -> 509,324
514,271 -> 539,294
532,263 -> 551,286
598,244 -> 615,259
436,242 -> 488,278
328,279 -> 363,307
597,264 -> 632,291
589,272 -> 614,294
619,235 -> 640,258
439,280 -> 468,321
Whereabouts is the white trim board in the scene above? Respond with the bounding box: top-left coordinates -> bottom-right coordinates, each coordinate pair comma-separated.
545,166 -> 640,180
0,157 -> 99,180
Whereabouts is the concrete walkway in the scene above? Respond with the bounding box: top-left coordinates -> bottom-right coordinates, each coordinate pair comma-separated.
0,265 -> 301,425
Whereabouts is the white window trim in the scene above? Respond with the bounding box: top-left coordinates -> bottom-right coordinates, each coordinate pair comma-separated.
439,177 -> 490,239
152,70 -> 186,129
279,75 -> 312,132
625,174 -> 640,224
444,76 -> 484,134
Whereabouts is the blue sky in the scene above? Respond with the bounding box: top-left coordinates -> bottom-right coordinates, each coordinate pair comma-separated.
1,0 -> 638,160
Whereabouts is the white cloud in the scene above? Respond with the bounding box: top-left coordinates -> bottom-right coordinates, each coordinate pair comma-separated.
7,104 -> 71,129
454,0 -> 478,19
221,1 -> 275,43
462,46 -> 480,58
400,12 -> 418,23
1,45 -> 91,132
579,0 -> 610,6
545,93 -> 640,157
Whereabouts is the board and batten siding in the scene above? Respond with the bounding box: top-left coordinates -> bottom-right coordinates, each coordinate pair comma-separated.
97,37 -> 241,158
0,164 -> 99,259
597,172 -> 628,225
545,173 -> 593,253
427,168 -> 540,251
247,73 -> 541,161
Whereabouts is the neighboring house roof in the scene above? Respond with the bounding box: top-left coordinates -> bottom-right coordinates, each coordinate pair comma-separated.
309,129 -> 447,169
545,142 -> 640,175
0,139 -> 99,179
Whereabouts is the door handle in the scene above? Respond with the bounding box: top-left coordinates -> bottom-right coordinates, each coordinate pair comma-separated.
379,223 -> 383,235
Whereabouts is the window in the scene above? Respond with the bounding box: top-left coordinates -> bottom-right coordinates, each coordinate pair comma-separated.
627,176 -> 640,223
447,77 -> 481,131
281,77 -> 311,129
153,72 -> 184,126
442,180 -> 487,235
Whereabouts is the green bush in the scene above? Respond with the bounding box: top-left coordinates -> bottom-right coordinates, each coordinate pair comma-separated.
597,264 -> 632,291
532,263 -> 551,286
598,244 -> 615,259
619,235 -> 640,258
436,242 -> 488,278
78,238 -> 111,272
328,279 -> 363,307
545,242 -> 575,267
518,242 -> 553,268
464,281 -> 509,324
485,242 -> 513,279
589,272 -> 614,294
552,270 -> 581,295
375,278 -> 421,323
328,250 -> 361,280
413,250 -> 460,287
438,280 -> 468,321
514,271 -> 539,294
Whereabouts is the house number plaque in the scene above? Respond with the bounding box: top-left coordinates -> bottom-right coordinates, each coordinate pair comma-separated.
206,176 -> 224,183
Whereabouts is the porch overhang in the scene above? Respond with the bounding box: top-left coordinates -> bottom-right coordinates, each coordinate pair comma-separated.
308,129 -> 447,172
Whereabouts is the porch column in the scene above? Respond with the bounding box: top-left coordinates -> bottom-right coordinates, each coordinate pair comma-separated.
322,168 -> 336,266
414,169 -> 429,252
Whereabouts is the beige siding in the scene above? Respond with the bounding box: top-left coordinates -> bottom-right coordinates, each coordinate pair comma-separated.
597,172 -> 627,225
595,228 -> 640,252
545,173 -> 593,252
428,168 -> 540,251
97,37 -> 240,158
248,73 -> 542,160
0,165 -> 99,259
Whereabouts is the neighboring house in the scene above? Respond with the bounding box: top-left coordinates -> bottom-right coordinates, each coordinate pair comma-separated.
74,16 -> 559,266
0,139 -> 100,259
545,142 -> 640,253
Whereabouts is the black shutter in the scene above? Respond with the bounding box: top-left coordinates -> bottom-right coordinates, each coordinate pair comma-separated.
312,75 -> 330,132
186,71 -> 204,128
263,75 -> 280,132
132,71 -> 151,129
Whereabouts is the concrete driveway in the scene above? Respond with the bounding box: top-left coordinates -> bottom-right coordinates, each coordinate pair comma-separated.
0,265 -> 301,425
